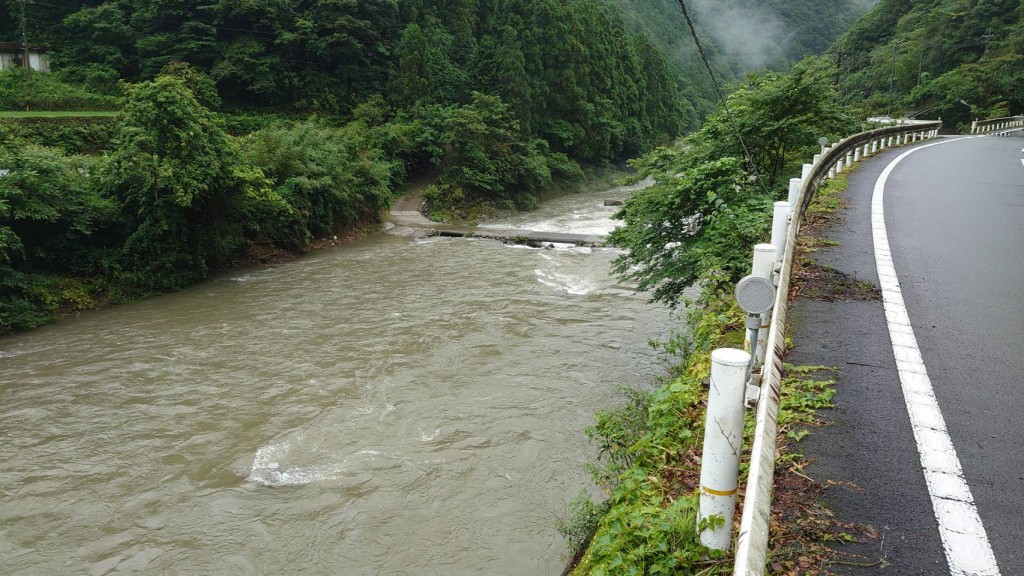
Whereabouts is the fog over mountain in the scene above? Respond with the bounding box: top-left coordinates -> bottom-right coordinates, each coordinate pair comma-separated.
684,0 -> 880,72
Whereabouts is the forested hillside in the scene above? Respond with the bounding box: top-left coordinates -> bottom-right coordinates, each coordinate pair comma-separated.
1,0 -> 684,149
833,0 -> 1024,128
1,0 -> 691,332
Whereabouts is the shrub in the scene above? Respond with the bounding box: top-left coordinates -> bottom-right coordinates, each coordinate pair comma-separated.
0,69 -> 121,111
0,116 -> 118,154
240,120 -> 400,249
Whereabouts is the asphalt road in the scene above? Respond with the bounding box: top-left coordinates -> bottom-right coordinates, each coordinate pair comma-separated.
791,134 -> 1024,575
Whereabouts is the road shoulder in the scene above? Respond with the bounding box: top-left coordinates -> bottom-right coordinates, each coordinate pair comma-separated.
787,146 -> 949,575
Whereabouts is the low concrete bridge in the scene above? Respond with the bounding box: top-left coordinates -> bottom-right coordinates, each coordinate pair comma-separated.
386,209 -> 606,247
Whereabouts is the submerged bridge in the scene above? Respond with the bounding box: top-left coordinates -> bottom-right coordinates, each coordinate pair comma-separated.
386,210 -> 607,247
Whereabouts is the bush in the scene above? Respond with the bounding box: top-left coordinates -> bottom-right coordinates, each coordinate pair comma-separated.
0,138 -> 117,275
0,116 -> 118,154
240,120 -> 400,249
557,491 -> 609,556
54,64 -> 122,96
0,69 -> 122,111
421,93 -> 585,220
0,272 -> 107,335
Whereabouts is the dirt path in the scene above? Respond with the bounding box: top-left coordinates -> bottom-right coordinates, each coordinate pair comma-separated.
389,170 -> 438,227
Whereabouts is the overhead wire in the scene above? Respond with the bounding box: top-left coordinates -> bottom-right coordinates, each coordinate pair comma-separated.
675,0 -> 770,195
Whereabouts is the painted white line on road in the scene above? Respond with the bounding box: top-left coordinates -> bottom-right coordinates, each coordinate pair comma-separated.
1020,158 -> 1024,168
873,137 -> 1001,576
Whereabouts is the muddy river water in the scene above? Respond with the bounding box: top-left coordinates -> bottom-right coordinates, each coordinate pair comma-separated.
0,182 -> 668,575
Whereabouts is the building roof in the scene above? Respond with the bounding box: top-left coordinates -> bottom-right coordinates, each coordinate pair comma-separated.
0,42 -> 46,52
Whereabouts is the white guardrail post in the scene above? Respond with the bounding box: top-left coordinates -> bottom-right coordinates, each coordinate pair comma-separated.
787,178 -> 801,207
976,115 -> 1024,136
699,348 -> 752,550
731,119 -> 943,575
770,201 -> 790,257
751,244 -> 777,366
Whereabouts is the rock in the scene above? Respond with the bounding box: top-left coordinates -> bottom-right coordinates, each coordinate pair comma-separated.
604,199 -> 623,206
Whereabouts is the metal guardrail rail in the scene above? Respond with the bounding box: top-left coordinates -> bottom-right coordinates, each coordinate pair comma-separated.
730,120 -> 943,575
971,115 -> 1024,135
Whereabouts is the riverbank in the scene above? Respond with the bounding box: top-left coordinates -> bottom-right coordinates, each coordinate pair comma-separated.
0,162 -> 636,337
562,176 -> 873,575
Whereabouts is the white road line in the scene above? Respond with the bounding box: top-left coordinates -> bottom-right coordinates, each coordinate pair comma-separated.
1020,158 -> 1024,168
873,137 -> 1001,576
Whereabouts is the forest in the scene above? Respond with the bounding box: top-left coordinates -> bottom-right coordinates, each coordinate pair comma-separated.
618,0 -> 876,73
1,0 -> 692,333
833,0 -> 1024,128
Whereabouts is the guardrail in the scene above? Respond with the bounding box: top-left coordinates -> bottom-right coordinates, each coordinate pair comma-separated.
971,115 -> 1024,135
711,120 -> 944,574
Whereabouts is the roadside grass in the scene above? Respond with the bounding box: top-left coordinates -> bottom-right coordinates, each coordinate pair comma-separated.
791,175 -> 880,303
0,111 -> 119,118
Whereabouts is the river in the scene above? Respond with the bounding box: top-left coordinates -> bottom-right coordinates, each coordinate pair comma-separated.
0,181 -> 668,575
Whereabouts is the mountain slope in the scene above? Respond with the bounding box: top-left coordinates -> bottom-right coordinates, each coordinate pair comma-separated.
833,0 -> 1024,127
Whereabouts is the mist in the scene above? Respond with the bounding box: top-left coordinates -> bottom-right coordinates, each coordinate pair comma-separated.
689,1 -> 788,71
687,0 -> 881,72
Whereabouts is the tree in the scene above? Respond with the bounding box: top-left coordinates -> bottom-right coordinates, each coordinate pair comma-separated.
703,63 -> 853,188
610,60 -> 855,306
610,155 -> 767,305
0,134 -> 115,275
55,2 -> 138,93
101,74 -> 257,291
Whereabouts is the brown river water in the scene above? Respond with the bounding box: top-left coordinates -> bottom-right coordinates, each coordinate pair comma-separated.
0,183 -> 668,575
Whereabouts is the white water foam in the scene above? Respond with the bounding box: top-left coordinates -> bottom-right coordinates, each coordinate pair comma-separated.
248,435 -> 341,487
248,435 -> 402,487
534,269 -> 597,295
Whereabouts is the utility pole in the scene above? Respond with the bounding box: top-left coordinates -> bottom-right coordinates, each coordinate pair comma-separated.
917,45 -> 924,86
887,39 -> 900,118
20,0 -> 30,111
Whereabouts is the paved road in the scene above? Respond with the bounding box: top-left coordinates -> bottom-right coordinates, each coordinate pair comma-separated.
791,135 -> 1024,575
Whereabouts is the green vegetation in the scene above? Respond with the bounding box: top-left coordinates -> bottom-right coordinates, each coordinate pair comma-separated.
566,272 -> 744,575
0,111 -> 118,118
0,69 -> 121,111
0,0 -> 702,228
0,114 -> 118,154
0,72 -> 402,334
610,60 -> 856,306
559,59 -> 861,575
833,0 -> 1024,127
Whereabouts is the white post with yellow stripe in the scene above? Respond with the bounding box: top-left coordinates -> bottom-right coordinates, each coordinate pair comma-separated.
699,348 -> 752,550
